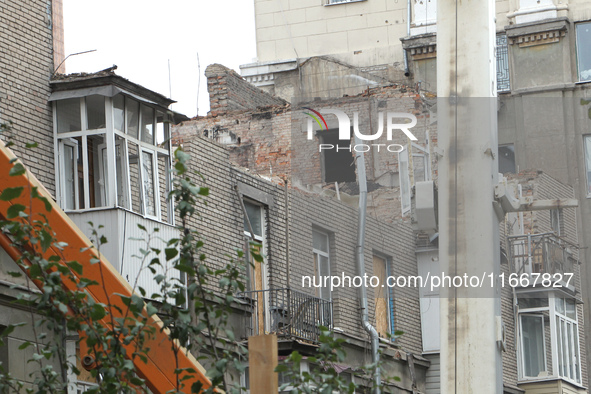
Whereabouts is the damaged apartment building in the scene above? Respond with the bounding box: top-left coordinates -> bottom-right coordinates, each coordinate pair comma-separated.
173,57 -> 589,392
0,1 -> 589,394
238,1 -> 591,392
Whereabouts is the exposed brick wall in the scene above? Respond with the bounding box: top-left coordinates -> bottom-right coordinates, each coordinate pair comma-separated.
0,0 -> 56,196
174,83 -> 436,224
205,63 -> 287,116
184,134 -> 423,358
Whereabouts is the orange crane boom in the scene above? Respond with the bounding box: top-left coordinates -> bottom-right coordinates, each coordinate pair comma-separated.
0,140 -> 212,393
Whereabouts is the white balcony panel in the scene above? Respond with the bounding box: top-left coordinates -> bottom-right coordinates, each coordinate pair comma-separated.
68,208 -> 181,299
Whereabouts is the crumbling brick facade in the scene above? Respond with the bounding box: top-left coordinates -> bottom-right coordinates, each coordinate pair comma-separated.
175,78 -> 437,224
205,63 -> 287,116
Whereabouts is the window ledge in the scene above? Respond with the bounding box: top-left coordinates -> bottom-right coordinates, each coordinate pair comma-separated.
65,206 -> 174,228
517,376 -> 586,390
324,0 -> 366,6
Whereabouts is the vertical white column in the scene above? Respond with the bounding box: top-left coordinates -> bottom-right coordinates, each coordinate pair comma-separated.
437,0 -> 503,393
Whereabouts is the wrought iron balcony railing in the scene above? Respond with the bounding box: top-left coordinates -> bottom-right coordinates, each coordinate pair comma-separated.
507,233 -> 577,281
238,288 -> 333,344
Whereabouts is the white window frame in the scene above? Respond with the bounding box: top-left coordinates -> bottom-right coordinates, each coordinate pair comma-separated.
312,229 -> 331,301
139,147 -> 160,220
584,135 -> 591,198
114,136 -> 130,210
575,22 -> 591,83
554,296 -> 582,384
58,138 -> 80,210
519,313 -> 548,379
53,95 -> 174,223
516,293 -> 583,386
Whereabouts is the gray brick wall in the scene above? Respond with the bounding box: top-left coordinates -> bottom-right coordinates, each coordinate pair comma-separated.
184,134 -> 423,356
0,0 -> 56,196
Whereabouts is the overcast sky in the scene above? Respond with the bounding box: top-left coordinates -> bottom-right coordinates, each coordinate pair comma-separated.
63,0 -> 257,118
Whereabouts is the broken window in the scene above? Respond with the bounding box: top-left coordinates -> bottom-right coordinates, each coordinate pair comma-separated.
576,22 -> 591,82
319,130 -> 356,184
54,94 -> 173,223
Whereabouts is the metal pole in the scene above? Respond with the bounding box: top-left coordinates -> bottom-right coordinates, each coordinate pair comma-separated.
354,135 -> 381,393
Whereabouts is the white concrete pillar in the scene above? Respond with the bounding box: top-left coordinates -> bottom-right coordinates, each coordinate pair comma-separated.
437,0 -> 503,393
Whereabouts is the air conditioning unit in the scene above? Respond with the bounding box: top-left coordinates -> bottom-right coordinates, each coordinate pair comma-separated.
414,181 -> 438,234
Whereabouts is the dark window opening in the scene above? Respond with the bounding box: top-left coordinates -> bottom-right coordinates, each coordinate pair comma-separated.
499,144 -> 516,174
319,129 -> 356,183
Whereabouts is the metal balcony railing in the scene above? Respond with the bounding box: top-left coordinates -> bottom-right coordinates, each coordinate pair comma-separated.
508,233 -> 576,279
238,288 -> 333,344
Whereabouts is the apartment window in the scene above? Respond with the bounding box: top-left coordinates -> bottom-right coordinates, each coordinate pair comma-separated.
584,135 -> 591,196
320,130 -> 356,183
499,144 -> 516,174
496,34 -> 511,92
243,200 -> 266,290
373,255 -> 395,339
312,229 -> 331,301
411,0 -> 437,35
555,297 -> 581,383
520,314 -> 547,378
576,22 -> 591,82
54,94 -> 173,222
517,294 -> 582,384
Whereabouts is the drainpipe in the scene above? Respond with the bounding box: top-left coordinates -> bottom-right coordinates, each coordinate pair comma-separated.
354,135 -> 381,392
403,0 -> 411,77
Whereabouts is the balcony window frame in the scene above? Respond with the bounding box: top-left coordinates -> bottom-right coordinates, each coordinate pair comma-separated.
53,94 -> 174,224
516,292 -> 583,386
